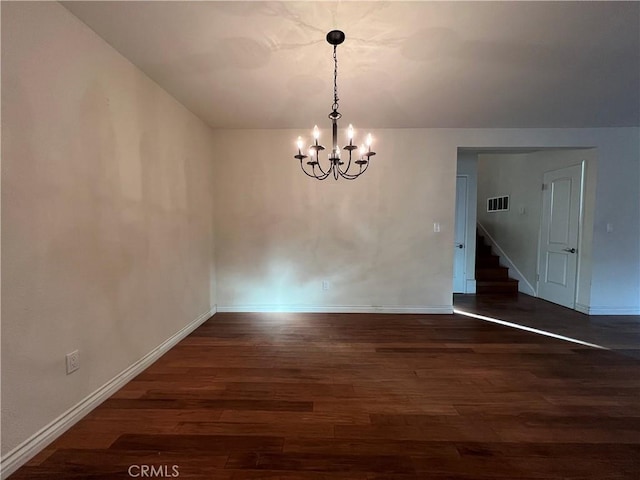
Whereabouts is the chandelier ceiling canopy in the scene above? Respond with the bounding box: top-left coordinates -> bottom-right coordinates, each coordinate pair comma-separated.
294,30 -> 376,181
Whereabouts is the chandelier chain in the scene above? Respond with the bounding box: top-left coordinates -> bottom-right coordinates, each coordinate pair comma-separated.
332,45 -> 339,112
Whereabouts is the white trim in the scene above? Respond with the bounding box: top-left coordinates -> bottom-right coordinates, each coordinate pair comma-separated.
465,279 -> 477,294
575,302 -> 590,315
575,304 -> 640,315
0,306 -> 216,479
216,305 -> 454,314
477,222 -> 536,296
573,160 -> 587,311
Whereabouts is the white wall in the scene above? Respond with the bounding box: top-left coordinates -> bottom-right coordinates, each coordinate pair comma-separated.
1,1 -> 216,463
477,149 -> 597,305
587,131 -> 640,314
214,128 -> 639,314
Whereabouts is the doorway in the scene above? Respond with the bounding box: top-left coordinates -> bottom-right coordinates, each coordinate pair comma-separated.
458,147 -> 594,311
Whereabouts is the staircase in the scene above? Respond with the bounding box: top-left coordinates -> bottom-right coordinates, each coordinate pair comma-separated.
475,231 -> 519,295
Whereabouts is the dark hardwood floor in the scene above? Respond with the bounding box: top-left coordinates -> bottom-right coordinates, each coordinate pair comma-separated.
455,293 -> 640,359
10,296 -> 640,479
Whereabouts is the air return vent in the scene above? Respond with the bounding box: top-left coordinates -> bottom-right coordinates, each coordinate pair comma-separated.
487,195 -> 509,212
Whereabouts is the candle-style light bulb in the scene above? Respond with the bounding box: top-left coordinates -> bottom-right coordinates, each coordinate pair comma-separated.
366,133 -> 373,147
347,124 -> 354,140
296,136 -> 304,151
359,144 -> 366,158
313,125 -> 320,140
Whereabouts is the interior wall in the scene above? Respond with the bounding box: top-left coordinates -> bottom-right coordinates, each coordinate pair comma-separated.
215,128 -> 639,314
477,149 -> 597,306
212,128 -> 457,312
587,133 -> 640,313
1,1 -> 216,458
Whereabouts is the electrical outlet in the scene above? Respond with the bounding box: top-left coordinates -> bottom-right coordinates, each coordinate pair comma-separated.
322,280 -> 330,291
66,350 -> 79,374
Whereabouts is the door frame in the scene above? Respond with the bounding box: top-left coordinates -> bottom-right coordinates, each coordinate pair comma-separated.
535,161 -> 586,307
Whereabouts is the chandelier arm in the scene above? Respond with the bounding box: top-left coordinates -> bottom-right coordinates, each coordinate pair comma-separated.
299,160 -> 322,179
313,155 -> 330,177
339,173 -> 364,180
308,156 -> 333,180
338,166 -> 361,179
338,165 -> 367,180
339,158 -> 371,179
313,164 -> 333,180
338,148 -> 353,175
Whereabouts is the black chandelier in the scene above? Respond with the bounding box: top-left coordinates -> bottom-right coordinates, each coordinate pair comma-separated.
294,30 -> 376,181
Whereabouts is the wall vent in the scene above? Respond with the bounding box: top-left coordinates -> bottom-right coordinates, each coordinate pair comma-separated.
487,195 -> 509,212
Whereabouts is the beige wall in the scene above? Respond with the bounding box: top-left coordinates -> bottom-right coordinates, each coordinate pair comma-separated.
215,127 -> 639,314
1,1 -> 216,457
213,129 -> 456,312
477,149 -> 597,305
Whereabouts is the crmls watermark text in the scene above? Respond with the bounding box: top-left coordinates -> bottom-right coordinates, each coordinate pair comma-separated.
128,465 -> 179,478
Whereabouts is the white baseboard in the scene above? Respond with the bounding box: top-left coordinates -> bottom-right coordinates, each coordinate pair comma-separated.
575,303 -> 640,315
0,306 -> 217,479
476,223 -> 536,296
216,305 -> 454,314
575,302 -> 590,315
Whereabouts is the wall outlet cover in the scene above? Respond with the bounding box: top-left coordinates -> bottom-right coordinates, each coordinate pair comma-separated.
66,350 -> 79,374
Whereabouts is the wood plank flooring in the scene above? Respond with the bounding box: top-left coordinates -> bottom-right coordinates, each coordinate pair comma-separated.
455,293 -> 640,358
10,297 -> 640,479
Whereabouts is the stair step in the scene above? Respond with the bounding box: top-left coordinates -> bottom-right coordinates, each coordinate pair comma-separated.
475,229 -> 519,295
476,267 -> 510,280
477,279 -> 519,286
477,279 -> 519,294
476,255 -> 501,267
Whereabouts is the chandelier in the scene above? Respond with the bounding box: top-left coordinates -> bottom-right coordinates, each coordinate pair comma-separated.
294,30 -> 376,180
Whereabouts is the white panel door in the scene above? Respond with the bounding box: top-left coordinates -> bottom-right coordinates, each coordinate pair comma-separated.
453,176 -> 467,293
538,164 -> 582,308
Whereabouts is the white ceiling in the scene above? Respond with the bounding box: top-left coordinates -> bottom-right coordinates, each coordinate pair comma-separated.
62,1 -> 639,129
